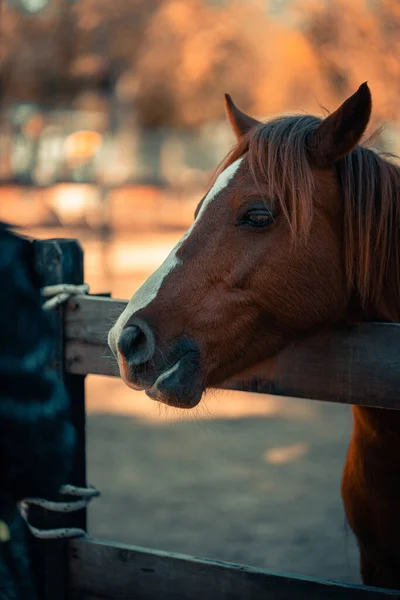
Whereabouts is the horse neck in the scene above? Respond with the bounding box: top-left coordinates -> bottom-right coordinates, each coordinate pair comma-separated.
352,405 -> 400,454
348,297 -> 400,439
345,289 -> 400,436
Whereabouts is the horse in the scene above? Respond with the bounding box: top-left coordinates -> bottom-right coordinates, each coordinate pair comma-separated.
108,82 -> 400,590
0,224 -> 75,599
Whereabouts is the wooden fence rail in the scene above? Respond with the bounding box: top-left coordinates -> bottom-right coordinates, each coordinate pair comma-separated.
65,294 -> 400,410
68,538 -> 399,600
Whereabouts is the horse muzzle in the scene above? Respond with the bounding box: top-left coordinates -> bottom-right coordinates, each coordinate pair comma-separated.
110,321 -> 203,408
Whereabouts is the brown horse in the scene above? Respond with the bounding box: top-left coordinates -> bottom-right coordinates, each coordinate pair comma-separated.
108,83 -> 400,590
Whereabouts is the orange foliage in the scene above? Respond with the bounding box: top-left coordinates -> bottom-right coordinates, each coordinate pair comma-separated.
1,0 -> 400,128
300,0 -> 400,126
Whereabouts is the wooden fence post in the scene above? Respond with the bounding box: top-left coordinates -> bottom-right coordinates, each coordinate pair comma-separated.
31,238 -> 86,600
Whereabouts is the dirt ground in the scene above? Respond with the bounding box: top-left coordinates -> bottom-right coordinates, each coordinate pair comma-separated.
86,380 -> 360,584
29,225 -> 361,585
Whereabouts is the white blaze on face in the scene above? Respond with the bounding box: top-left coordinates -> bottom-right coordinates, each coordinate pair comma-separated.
109,157 -> 243,353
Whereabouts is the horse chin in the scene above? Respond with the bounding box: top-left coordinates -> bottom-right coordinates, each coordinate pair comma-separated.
145,353 -> 203,408
145,385 -> 202,409
120,349 -> 204,408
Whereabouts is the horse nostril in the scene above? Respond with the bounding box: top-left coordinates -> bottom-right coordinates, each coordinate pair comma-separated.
118,325 -> 140,358
117,321 -> 155,366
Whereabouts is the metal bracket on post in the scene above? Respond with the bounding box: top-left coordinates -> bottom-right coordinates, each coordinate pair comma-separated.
30,238 -> 87,600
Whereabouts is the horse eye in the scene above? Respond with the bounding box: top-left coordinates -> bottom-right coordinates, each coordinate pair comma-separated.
237,209 -> 274,229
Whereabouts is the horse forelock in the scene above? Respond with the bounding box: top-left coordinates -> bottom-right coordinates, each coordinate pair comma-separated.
214,115 -> 322,238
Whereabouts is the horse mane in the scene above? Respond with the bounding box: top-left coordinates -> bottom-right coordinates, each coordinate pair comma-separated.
217,116 -> 400,321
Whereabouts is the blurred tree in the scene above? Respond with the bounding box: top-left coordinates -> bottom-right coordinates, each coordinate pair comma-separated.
6,0 -> 397,132
1,0 -> 322,128
116,0 -> 330,127
299,0 -> 400,130
0,2 -> 79,105
132,0 -> 262,127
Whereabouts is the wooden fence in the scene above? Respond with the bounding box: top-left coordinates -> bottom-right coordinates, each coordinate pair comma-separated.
31,238 -> 400,599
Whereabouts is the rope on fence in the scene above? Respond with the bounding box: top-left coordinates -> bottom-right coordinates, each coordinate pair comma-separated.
17,282 -> 98,539
41,283 -> 90,311
19,485 -> 100,539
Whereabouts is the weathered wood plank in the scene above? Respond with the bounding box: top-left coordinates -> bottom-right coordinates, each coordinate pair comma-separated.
65,295 -> 123,377
68,538 -> 399,600
222,323 -> 400,409
65,295 -> 126,346
64,295 -> 400,409
66,340 -> 119,377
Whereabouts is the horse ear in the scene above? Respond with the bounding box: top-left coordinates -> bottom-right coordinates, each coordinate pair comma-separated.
307,82 -> 372,168
224,94 -> 261,140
